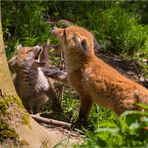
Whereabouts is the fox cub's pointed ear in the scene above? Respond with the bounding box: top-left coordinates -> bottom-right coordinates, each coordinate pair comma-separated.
73,33 -> 88,56
16,44 -> 23,51
73,33 -> 81,47
81,39 -> 88,55
8,55 -> 18,72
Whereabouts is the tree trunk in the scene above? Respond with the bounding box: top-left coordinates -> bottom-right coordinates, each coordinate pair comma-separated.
0,4 -> 55,148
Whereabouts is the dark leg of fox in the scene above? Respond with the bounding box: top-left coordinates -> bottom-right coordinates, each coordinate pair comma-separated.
72,95 -> 93,129
42,68 -> 68,84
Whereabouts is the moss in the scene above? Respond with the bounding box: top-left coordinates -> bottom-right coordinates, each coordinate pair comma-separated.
0,99 -> 8,115
0,121 -> 18,142
22,110 -> 30,125
0,96 -> 30,146
12,96 -> 30,125
0,96 -> 30,126
12,96 -> 30,124
0,122 -> 29,147
6,95 -> 24,108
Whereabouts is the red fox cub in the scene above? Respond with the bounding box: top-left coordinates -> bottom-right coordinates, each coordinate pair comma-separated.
8,44 -> 62,114
52,25 -> 148,125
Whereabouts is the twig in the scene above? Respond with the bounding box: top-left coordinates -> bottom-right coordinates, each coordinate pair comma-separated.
31,114 -> 71,129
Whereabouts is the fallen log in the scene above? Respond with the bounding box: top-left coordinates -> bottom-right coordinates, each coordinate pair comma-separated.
31,114 -> 71,129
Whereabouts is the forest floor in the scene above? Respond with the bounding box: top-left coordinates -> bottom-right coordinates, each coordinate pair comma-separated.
31,112 -> 84,147
42,123 -> 83,147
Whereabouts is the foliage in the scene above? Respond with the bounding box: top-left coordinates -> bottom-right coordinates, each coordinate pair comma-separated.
81,104 -> 148,147
62,88 -> 80,122
2,1 -> 148,55
88,105 -> 113,130
74,3 -> 148,57
102,6 -> 147,54
1,1 -> 51,58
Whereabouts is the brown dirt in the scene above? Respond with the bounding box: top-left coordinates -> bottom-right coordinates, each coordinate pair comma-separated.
41,124 -> 83,147
32,112 -> 83,147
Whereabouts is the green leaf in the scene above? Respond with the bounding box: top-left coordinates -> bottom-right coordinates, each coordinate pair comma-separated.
136,103 -> 148,110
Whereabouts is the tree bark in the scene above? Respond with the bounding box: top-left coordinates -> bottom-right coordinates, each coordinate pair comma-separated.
0,4 -> 55,148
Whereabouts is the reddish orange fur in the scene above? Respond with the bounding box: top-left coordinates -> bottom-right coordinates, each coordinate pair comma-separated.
53,25 -> 148,122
